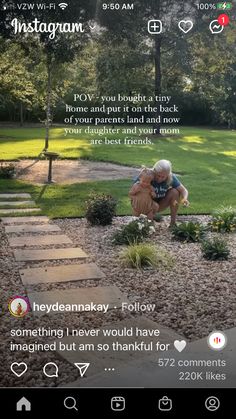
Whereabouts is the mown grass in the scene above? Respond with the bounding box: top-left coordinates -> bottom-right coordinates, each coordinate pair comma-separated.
0,179 -> 131,218
0,125 -> 235,217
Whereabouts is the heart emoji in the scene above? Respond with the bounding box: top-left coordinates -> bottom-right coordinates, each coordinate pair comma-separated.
174,340 -> 187,352
178,20 -> 193,34
10,362 -> 28,377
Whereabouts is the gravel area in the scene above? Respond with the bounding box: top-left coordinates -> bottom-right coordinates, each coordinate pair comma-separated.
0,215 -> 235,387
13,159 -> 140,184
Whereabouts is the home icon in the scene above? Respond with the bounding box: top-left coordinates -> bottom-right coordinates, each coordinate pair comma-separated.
16,397 -> 31,411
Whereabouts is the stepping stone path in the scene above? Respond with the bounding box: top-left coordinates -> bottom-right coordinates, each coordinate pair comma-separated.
0,193 -> 40,216
8,234 -> 73,247
1,191 -> 181,387
0,193 -> 125,318
0,193 -> 32,199
14,247 -> 88,261
5,224 -> 61,233
0,200 -> 36,207
20,263 -> 105,286
0,208 -> 41,214
1,216 -> 49,224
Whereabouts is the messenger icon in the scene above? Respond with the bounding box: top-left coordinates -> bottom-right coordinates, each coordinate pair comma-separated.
158,396 -> 173,411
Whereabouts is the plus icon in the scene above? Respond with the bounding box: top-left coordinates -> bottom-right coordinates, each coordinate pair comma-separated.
148,20 -> 163,34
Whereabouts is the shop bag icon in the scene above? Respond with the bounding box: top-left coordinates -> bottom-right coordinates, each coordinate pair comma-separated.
158,396 -> 172,411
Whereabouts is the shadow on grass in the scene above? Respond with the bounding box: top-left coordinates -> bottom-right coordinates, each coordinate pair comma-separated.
36,184 -> 49,202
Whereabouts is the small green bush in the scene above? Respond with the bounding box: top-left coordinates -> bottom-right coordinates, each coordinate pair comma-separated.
120,243 -> 174,269
85,193 -> 117,226
112,215 -> 155,245
154,213 -> 163,223
0,163 -> 15,179
210,206 -> 236,233
201,238 -> 230,261
171,221 -> 206,242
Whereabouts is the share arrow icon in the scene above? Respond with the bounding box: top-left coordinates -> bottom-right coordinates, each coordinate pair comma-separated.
74,363 -> 90,378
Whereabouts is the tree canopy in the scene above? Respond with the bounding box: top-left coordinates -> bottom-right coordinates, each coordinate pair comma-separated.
0,0 -> 235,129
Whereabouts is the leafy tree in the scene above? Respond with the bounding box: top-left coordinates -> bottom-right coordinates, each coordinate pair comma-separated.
96,39 -> 153,96
98,0 -> 197,134
0,39 -> 37,125
1,0 -> 97,148
188,26 -> 236,127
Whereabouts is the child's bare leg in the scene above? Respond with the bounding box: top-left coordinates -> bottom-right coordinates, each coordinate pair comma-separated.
152,202 -> 159,219
130,192 -> 148,217
132,209 -> 140,217
146,210 -> 154,220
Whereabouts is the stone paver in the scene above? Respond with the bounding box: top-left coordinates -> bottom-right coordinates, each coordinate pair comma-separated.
1,216 -> 49,224
59,317 -> 182,379
0,193 -> 32,199
8,234 -> 72,247
20,263 -> 105,285
0,201 -> 36,207
77,327 -> 236,389
0,208 -> 41,214
14,247 -> 88,261
28,285 -> 127,317
5,224 -> 61,234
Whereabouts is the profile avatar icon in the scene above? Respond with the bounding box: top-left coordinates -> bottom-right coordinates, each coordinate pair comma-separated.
205,396 -> 220,412
8,296 -> 30,318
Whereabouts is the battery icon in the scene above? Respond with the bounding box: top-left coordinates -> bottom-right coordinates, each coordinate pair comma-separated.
217,2 -> 232,9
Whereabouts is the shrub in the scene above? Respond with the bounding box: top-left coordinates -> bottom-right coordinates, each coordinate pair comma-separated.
154,213 -> 163,223
210,206 -> 236,233
171,221 -> 206,242
85,193 -> 117,226
120,242 -> 174,269
201,238 -> 230,261
0,163 -> 15,179
112,214 -> 155,245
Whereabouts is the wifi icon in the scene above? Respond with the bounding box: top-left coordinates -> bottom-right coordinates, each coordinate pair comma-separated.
59,3 -> 68,10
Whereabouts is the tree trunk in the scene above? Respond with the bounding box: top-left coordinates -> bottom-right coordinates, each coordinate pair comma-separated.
19,102 -> 24,126
44,57 -> 52,151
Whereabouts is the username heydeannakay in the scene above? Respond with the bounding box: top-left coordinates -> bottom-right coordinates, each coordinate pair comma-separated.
32,302 -> 156,314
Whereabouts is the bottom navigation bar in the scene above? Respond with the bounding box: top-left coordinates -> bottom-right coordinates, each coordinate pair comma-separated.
1,388 -> 233,417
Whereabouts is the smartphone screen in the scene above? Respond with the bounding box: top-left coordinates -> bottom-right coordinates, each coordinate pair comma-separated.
0,0 -> 235,417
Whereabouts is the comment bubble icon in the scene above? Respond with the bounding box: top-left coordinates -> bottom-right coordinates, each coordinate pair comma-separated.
43,362 -> 59,378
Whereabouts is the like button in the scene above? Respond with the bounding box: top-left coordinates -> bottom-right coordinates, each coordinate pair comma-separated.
11,362 -> 28,377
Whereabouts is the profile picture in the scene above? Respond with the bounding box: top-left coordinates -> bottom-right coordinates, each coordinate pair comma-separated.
8,296 -> 30,318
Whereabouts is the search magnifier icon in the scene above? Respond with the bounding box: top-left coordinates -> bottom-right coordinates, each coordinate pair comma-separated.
64,396 -> 78,411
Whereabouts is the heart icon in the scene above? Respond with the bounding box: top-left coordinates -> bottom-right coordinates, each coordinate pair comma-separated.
174,340 -> 187,352
178,20 -> 193,34
10,362 -> 28,377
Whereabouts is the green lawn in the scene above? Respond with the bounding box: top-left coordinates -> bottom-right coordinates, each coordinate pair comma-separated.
0,179 -> 132,218
0,126 -> 235,217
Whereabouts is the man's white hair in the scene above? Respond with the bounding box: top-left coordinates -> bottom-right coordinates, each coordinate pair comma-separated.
153,160 -> 173,184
